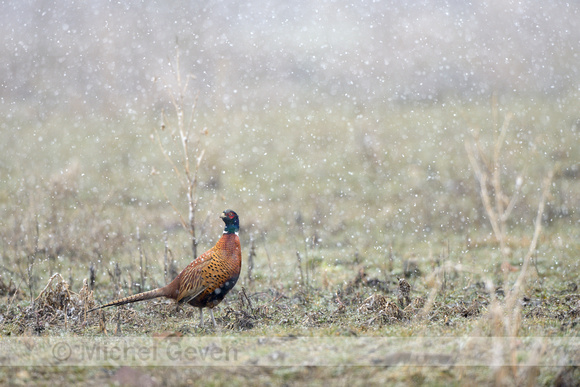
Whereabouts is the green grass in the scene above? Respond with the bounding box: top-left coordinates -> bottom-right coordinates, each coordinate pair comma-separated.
1,93 -> 579,385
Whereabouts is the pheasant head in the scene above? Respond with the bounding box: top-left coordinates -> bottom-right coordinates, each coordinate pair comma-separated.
221,209 -> 239,234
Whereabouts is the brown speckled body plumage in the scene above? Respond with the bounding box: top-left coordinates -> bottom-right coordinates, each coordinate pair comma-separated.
168,232 -> 241,308
89,210 -> 242,327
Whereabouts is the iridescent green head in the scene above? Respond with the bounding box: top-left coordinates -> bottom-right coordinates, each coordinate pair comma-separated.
220,209 -> 239,234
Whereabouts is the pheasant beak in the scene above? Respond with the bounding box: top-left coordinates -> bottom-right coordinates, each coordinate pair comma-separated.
220,212 -> 226,220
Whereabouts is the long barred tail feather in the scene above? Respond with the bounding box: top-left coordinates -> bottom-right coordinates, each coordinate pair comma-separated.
88,287 -> 169,312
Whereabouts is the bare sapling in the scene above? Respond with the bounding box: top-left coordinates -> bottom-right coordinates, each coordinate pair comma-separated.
464,100 -> 554,384
465,110 -> 522,260
152,48 -> 208,259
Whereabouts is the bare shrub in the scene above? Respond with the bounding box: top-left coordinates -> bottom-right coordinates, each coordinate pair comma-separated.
464,101 -> 554,385
152,48 -> 211,259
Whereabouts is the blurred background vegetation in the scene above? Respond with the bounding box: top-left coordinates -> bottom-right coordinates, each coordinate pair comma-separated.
0,0 -> 578,298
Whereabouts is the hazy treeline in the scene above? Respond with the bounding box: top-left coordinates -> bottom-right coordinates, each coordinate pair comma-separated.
1,0 -> 579,119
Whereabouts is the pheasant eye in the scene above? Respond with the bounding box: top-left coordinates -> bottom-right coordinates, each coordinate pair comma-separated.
228,213 -> 235,219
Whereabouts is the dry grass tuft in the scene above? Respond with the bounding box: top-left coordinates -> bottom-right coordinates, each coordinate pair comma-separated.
20,274 -> 97,333
446,299 -> 482,318
223,308 -> 256,330
358,294 -> 388,314
366,301 -> 406,326
32,273 -> 72,314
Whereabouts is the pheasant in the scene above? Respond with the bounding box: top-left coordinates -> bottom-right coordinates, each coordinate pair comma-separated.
89,209 -> 242,327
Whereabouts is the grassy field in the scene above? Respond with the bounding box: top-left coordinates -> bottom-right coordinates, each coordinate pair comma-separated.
1,93 -> 579,385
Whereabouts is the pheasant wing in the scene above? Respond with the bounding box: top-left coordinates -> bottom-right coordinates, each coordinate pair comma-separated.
175,257 -> 212,304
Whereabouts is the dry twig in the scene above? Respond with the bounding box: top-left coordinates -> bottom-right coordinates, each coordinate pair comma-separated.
152,47 -> 208,259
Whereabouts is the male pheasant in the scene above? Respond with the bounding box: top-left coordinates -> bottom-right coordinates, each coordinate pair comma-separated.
89,210 -> 242,327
